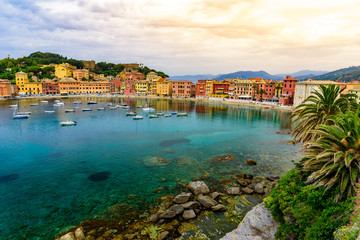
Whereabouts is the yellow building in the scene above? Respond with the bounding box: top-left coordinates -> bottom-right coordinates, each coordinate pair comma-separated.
273,81 -> 283,98
156,78 -> 172,96
146,72 -> 161,95
23,82 -> 43,95
347,87 -> 360,104
79,81 -> 110,94
134,80 -> 151,95
55,63 -> 77,78
73,69 -> 89,81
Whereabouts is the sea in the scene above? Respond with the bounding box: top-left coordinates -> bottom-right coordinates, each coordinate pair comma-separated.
0,97 -> 300,239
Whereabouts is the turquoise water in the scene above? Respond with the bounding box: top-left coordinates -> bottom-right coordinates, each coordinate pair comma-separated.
0,97 -> 300,239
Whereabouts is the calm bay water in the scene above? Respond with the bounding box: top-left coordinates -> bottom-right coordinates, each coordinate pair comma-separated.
0,97 -> 300,239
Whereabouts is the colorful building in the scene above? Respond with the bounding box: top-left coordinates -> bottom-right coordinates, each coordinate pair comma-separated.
156,78 -> 172,96
55,63 -> 77,78
210,81 -> 230,98
82,60 -> 96,70
73,69 -> 89,81
15,71 -> 29,93
110,78 -> 124,93
279,75 -> 297,105
23,82 -> 43,95
79,81 -> 110,94
123,76 -> 136,95
347,87 -> 360,104
172,80 -> 195,98
134,80 -> 151,95
58,78 -> 80,94
231,79 -> 254,100
196,79 -> 214,97
146,72 -> 161,95
0,79 -> 12,97
42,81 -> 59,95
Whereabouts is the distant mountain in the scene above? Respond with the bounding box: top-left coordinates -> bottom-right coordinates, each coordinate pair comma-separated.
313,66 -> 360,80
336,71 -> 360,83
170,74 -> 216,82
216,70 -> 281,80
276,70 -> 329,79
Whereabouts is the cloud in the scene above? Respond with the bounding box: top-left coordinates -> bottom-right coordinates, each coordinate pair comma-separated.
0,0 -> 360,75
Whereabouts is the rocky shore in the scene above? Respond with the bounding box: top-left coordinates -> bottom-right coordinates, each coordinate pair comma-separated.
55,172 -> 280,240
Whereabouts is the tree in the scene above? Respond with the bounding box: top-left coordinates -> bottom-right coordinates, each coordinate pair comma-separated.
26,66 -> 42,77
258,88 -> 265,102
302,110 -> 360,202
291,84 -> 357,143
64,58 -> 84,69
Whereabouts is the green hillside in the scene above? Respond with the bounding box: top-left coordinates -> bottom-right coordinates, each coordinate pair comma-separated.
337,71 -> 360,82
313,66 -> 360,80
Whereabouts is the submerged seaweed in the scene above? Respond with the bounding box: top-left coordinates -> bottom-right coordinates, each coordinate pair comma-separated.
88,171 -> 111,182
0,174 -> 19,183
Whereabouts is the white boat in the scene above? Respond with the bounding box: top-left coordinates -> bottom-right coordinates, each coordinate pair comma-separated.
30,103 -> 39,106
44,110 -> 55,113
97,107 -> 105,110
143,107 -> 155,112
133,115 -> 143,120
164,114 -> 172,117
108,106 -> 117,110
41,101 -> 48,104
60,121 -> 77,126
74,101 -> 82,104
177,112 -> 188,116
149,114 -> 158,118
126,112 -> 137,116
9,105 -> 17,108
87,101 -> 97,105
171,112 -> 178,115
82,108 -> 92,111
13,106 -> 29,119
157,112 -> 164,116
65,109 -> 75,112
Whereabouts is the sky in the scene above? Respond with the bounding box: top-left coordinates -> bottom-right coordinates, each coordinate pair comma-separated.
1,0 -> 360,76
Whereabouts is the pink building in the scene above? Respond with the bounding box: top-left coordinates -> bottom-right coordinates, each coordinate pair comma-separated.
280,75 -> 297,105
172,80 -> 196,98
124,76 -> 136,95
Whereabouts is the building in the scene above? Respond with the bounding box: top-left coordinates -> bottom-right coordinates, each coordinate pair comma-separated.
293,79 -> 342,106
0,79 -> 12,97
172,80 -> 195,98
79,81 -> 110,94
347,87 -> 360,104
42,81 -> 59,95
146,72 -> 161,95
156,78 -> 172,96
122,63 -> 141,71
273,81 -> 283,98
196,79 -> 214,97
73,69 -> 89,81
279,76 -> 297,105
58,78 -> 80,94
134,80 -> 151,95
110,78 -> 124,93
82,60 -> 96,70
55,63 -> 77,78
210,81 -> 230,98
15,71 -> 29,93
231,79 -> 254,100
23,82 -> 43,95
123,76 -> 136,95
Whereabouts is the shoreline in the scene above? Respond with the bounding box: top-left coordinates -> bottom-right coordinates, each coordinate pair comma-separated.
2,94 -> 293,112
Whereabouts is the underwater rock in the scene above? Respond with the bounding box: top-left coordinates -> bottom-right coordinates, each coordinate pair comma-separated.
188,181 -> 210,195
245,174 -> 254,179
180,201 -> 201,209
59,232 -> 76,240
170,205 -> 185,215
150,214 -> 158,222
159,138 -> 190,147
245,159 -> 257,165
183,210 -> 196,220
143,156 -> 170,167
197,195 -> 218,208
266,174 -> 280,181
241,187 -> 254,195
254,183 -> 265,194
173,192 -> 192,204
74,228 -> 85,240
158,231 -> 170,240
201,172 -> 210,179
237,179 -> 248,187
211,204 -> 227,211
220,202 -> 279,240
87,171 -> 111,182
159,205 -> 184,219
0,174 -> 19,183
210,192 -> 220,199
176,156 -> 198,166
208,154 -> 235,163
219,178 -> 234,185
152,186 -> 169,193
227,187 -> 240,195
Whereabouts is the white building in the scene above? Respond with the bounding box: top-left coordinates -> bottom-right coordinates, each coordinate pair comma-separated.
293,79 -> 343,106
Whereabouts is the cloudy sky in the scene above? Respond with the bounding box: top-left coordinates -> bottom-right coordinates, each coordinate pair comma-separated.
1,0 -> 360,75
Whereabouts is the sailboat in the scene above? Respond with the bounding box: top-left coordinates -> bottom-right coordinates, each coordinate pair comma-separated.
13,105 -> 29,119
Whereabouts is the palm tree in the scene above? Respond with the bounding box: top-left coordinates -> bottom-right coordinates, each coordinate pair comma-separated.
302,110 -> 360,202
291,84 -> 357,143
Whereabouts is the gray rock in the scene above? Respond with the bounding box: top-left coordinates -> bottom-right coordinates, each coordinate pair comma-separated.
210,192 -> 220,199
227,187 -> 240,195
74,228 -> 85,240
159,231 -> 169,240
59,233 -> 76,240
173,192 -> 192,204
242,187 -> 254,195
181,201 -> 201,209
212,204 -> 227,211
188,181 -> 210,195
237,179 -> 248,187
158,209 -> 176,219
220,203 -> 279,240
149,213 -> 158,222
197,194 -> 218,208
244,174 -> 254,179
183,209 -> 196,219
169,204 -> 185,215
266,174 -> 280,181
254,183 -> 265,194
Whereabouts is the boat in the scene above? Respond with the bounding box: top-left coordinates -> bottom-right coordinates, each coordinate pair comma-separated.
177,112 -> 188,116
74,101 -> 82,104
133,115 -> 143,120
108,106 -> 117,110
13,106 -> 29,119
9,105 -> 18,108
18,111 -> 31,115
44,110 -> 55,113
164,114 -> 172,117
65,109 -> 75,112
120,105 -> 130,109
30,103 -> 39,106
143,107 -> 155,112
60,121 -> 77,126
107,103 -> 114,106
97,107 -> 105,110
87,101 -> 97,104
171,112 -> 178,115
41,100 -> 48,104
157,112 -> 164,116
149,114 -> 158,118
82,108 -> 92,111
126,112 -> 137,116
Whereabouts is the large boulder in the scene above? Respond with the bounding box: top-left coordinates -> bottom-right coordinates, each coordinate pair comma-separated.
197,195 -> 218,208
173,192 -> 192,204
212,204 -> 227,211
59,233 -> 76,240
182,209 -> 196,219
220,202 -> 279,240
181,201 -> 201,209
188,181 -> 210,195
227,187 -> 240,195
245,159 -> 257,165
241,187 -> 254,195
254,183 -> 265,194
74,228 -> 85,240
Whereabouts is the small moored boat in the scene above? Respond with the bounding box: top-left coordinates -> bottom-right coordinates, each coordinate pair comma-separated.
126,112 -> 137,116
97,107 -> 105,110
41,100 -> 48,104
74,101 -> 82,104
143,107 -> 155,112
157,112 -> 164,116
44,110 -> 55,113
171,112 -> 178,115
177,112 -> 188,116
164,114 -> 172,117
65,109 -> 75,112
82,108 -> 92,111
60,121 -> 77,126
108,106 -> 117,110
30,103 -> 39,106
133,115 -> 143,120
9,105 -> 17,108
149,114 -> 158,118
13,114 -> 29,119
87,101 -> 97,105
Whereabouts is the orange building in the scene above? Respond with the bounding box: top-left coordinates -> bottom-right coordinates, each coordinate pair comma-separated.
73,69 -> 89,81
156,78 -> 172,96
0,79 -> 12,97
79,81 -> 110,94
172,80 -> 195,98
58,78 -> 80,94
